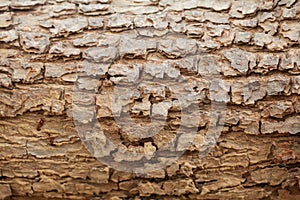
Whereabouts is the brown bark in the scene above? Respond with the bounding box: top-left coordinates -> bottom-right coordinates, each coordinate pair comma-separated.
1,0 -> 300,199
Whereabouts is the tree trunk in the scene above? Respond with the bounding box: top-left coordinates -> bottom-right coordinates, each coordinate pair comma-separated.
0,0 -> 300,199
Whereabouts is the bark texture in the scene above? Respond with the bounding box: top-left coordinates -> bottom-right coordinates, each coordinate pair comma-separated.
1,0 -> 300,199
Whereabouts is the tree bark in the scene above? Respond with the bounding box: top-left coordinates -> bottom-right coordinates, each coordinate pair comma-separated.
0,0 -> 300,199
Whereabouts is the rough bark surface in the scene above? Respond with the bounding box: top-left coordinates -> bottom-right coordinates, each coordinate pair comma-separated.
0,0 -> 300,199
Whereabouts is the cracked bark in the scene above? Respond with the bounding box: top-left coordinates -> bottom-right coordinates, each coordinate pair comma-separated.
0,0 -> 300,199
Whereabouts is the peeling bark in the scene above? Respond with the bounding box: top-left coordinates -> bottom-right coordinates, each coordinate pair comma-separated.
0,0 -> 300,199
